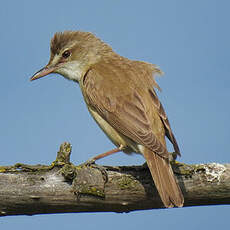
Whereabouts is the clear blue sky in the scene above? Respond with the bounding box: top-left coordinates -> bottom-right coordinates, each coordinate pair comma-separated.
1,0 -> 229,229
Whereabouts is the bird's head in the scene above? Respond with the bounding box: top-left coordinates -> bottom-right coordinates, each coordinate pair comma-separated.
30,31 -> 112,82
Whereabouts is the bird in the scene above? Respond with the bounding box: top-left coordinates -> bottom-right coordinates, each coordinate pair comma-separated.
30,31 -> 184,208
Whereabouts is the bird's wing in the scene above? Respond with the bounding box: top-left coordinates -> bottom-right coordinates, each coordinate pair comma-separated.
82,63 -> 169,158
149,89 -> 180,155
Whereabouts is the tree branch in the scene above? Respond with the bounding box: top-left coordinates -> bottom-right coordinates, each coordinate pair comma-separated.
0,142 -> 229,216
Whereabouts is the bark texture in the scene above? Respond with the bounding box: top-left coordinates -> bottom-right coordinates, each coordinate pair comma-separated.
0,142 -> 229,216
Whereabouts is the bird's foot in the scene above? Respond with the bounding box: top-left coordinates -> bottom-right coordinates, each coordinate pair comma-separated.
169,152 -> 179,161
79,158 -> 108,183
141,162 -> 148,169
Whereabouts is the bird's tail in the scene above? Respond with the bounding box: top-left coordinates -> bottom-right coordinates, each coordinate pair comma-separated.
143,148 -> 184,207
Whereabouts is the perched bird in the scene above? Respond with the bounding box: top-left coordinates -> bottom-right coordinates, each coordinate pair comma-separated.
30,31 -> 184,208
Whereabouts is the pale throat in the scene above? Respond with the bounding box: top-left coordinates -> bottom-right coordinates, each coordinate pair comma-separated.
56,60 -> 85,82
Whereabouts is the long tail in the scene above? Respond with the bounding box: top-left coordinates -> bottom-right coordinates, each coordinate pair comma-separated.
143,148 -> 184,207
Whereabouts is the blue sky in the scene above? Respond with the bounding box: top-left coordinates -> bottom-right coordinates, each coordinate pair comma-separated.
1,0 -> 230,229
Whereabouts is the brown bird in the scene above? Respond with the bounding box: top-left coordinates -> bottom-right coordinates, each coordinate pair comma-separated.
30,31 -> 184,208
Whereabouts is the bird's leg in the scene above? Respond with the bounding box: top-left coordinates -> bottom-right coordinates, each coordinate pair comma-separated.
83,145 -> 124,165
93,146 -> 124,161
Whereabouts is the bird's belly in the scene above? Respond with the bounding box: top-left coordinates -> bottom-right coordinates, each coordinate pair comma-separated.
88,107 -> 139,154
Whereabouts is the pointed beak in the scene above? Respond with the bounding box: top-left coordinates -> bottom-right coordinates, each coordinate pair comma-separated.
30,66 -> 56,81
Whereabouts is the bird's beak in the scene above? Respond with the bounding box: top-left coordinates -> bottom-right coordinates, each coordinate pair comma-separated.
30,65 -> 56,81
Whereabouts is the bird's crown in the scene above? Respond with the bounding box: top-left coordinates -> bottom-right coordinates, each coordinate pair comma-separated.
50,31 -> 113,58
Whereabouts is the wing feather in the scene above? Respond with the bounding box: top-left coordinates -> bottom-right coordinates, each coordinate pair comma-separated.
82,64 -> 170,158
149,89 -> 180,155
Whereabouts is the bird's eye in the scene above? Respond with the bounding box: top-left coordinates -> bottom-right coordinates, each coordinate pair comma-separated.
62,50 -> 71,59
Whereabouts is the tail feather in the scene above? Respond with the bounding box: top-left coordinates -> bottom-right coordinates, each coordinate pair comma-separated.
143,149 -> 184,207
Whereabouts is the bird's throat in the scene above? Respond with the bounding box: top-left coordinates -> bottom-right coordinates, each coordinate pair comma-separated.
56,60 -> 85,82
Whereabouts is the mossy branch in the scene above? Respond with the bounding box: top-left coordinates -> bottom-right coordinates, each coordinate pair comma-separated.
0,142 -> 229,216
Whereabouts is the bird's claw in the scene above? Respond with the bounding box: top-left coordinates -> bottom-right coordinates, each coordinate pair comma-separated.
79,158 -> 108,183
169,152 -> 179,161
